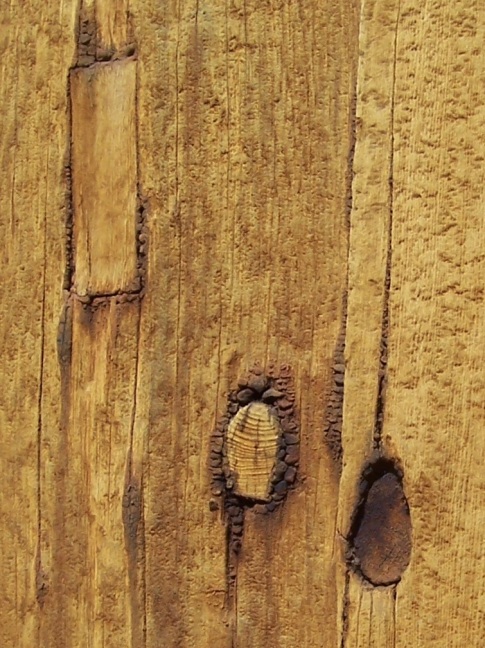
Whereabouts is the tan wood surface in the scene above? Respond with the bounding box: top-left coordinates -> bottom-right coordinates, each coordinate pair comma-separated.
1,1 -> 484,647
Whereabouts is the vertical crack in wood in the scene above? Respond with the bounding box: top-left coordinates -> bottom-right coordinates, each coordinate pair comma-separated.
134,57 -> 149,296
124,297 -> 146,646
340,569 -> 351,648
324,18 -> 358,469
35,187 -> 48,614
392,585 -> 398,648
324,295 -> 347,470
122,444 -> 146,648
64,82 -> 74,291
338,6 -> 361,646
373,1 -> 401,452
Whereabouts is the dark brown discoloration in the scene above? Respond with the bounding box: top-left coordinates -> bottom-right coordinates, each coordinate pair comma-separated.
323,295 -> 347,469
135,192 -> 149,294
347,459 -> 412,586
122,478 -> 142,552
35,551 -> 49,608
57,299 -> 73,367
122,457 -> 146,647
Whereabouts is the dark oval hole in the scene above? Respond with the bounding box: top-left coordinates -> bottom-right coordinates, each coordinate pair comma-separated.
348,459 -> 412,586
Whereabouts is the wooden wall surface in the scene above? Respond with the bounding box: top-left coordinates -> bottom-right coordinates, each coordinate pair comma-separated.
1,0 -> 484,646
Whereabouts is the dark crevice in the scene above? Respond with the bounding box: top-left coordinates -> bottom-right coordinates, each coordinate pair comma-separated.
323,292 -> 347,469
374,0 -> 401,452
345,82 -> 358,230
346,457 -> 412,587
35,190 -> 49,612
328,32 -> 358,472
73,290 -> 144,302
122,449 -> 145,647
63,104 -> 74,292
338,14 -> 359,647
339,569 -> 351,648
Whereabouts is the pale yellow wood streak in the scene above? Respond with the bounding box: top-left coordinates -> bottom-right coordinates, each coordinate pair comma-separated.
71,60 -> 138,296
345,576 -> 396,648
226,402 -> 280,500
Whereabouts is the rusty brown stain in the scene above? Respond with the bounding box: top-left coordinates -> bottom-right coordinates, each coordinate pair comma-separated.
57,300 -> 73,367
35,551 -> 49,608
122,469 -> 142,557
349,465 -> 412,586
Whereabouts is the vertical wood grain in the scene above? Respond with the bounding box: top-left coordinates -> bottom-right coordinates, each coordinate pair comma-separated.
0,1 -> 76,646
387,1 -> 485,646
71,60 -> 139,296
1,0 -> 484,647
133,0 -> 359,646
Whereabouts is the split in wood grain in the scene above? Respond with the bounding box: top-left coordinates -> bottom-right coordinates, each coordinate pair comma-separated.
324,292 -> 348,469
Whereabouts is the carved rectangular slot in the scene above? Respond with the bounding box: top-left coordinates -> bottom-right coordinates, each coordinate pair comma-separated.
70,59 -> 138,296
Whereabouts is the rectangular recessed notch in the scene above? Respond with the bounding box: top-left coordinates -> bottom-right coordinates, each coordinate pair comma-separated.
70,59 -> 138,296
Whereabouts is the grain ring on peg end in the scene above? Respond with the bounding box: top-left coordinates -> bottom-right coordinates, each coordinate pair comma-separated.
226,401 -> 281,502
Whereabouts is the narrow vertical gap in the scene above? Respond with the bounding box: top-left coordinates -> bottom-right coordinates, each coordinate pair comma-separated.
35,109 -> 50,621
392,585 -> 398,648
340,569 -> 351,648
373,0 -> 401,451
339,4 -> 362,646
133,60 -> 148,648
64,66 -> 74,291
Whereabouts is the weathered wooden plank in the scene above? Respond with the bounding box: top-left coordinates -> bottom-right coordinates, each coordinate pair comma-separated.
229,1 -> 359,645
338,0 -> 400,538
345,578 -> 396,648
0,2 -> 76,646
71,59 -> 139,296
387,0 -> 485,645
46,299 -> 142,648
134,0 -> 358,646
134,2 -> 232,646
3,1 -> 485,647
339,1 -> 485,647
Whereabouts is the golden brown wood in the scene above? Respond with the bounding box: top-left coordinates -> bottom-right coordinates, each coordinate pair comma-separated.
1,0 -> 485,647
71,60 -> 139,296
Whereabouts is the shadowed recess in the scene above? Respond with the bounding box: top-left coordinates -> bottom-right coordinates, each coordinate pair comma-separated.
347,458 -> 412,586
